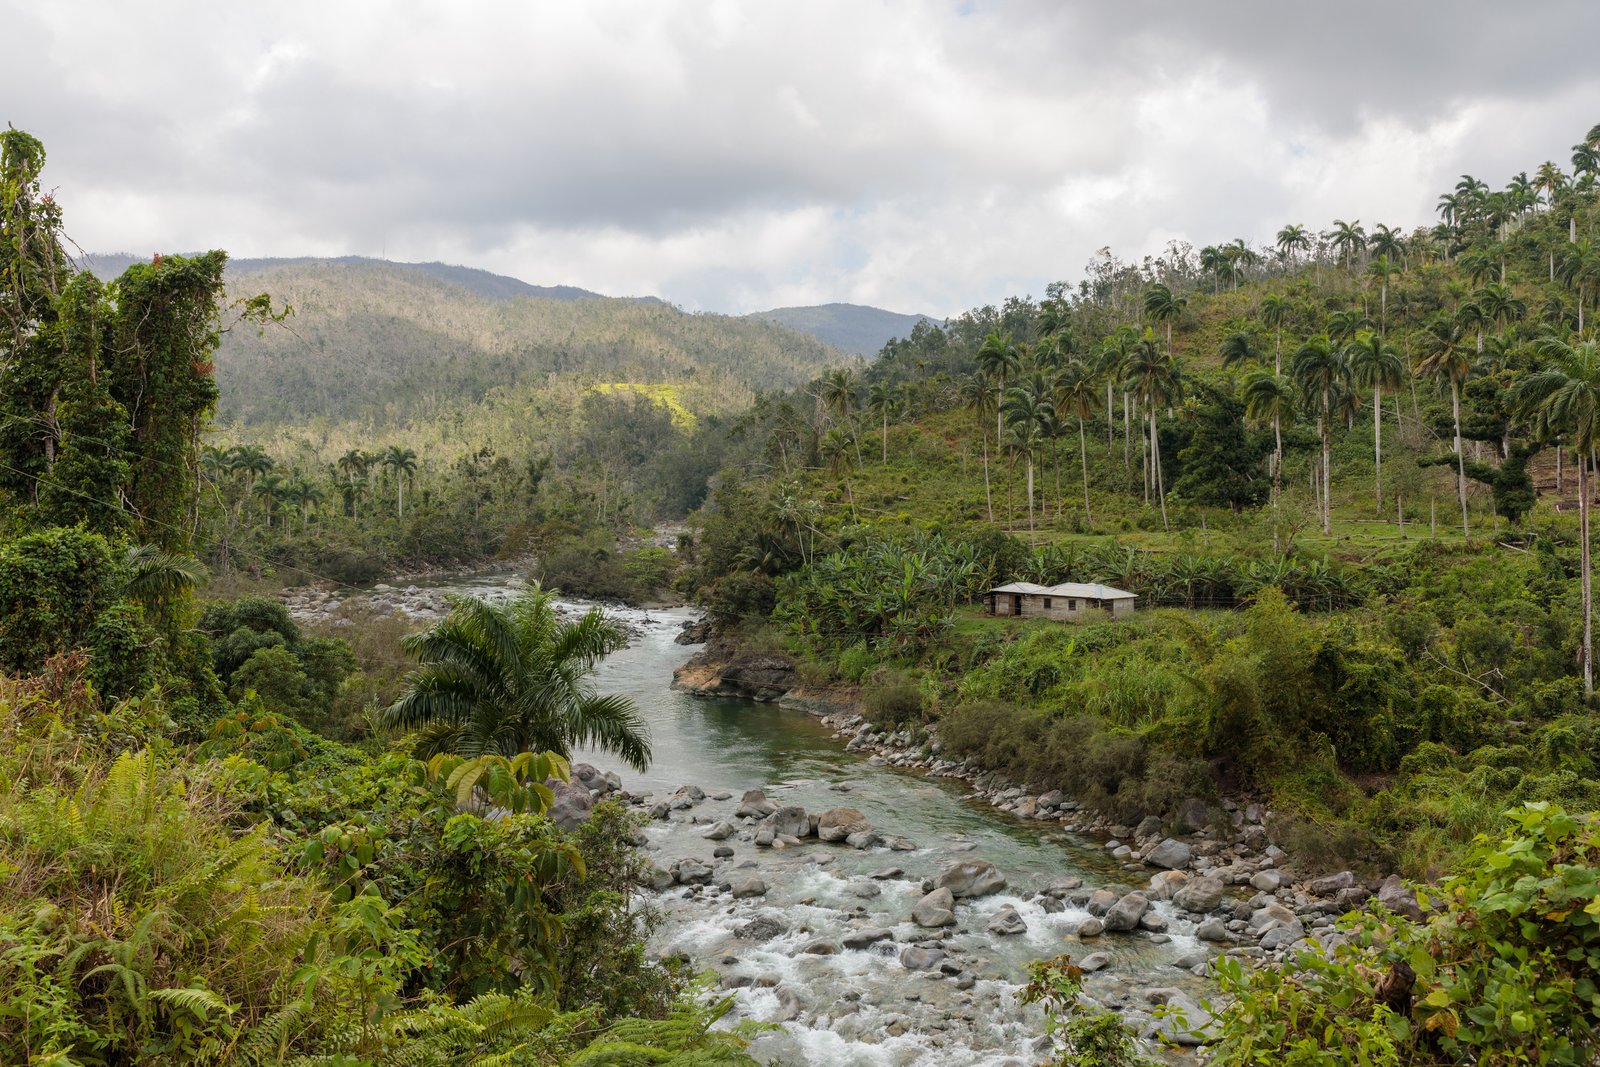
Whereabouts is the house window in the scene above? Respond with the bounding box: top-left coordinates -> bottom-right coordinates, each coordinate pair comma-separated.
1068,599 -> 1078,611
1043,597 -> 1052,609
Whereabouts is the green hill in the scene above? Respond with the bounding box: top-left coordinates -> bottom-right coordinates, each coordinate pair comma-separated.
88,257 -> 850,427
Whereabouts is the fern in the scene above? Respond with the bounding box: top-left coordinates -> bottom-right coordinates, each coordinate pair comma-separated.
149,985 -> 235,1020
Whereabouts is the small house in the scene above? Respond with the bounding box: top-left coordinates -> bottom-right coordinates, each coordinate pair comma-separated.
984,581 -> 1137,621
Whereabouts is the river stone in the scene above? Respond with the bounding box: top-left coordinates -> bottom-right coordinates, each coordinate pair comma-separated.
1075,916 -> 1104,938
1145,838 -> 1193,870
1077,952 -> 1111,973
674,784 -> 706,802
703,821 -> 735,841
713,845 -> 734,858
1139,911 -> 1169,932
731,877 -> 768,898
887,837 -> 919,851
1195,917 -> 1230,942
1147,989 -> 1215,1046
987,907 -> 1028,936
900,946 -> 947,971
753,827 -> 775,847
1147,870 -> 1189,900
817,807 -> 871,843
1172,947 -> 1210,970
799,939 -> 838,955
1376,874 -> 1424,921
1043,876 -> 1083,897
869,866 -> 905,880
736,789 -> 777,819
845,830 -> 879,850
842,927 -> 893,949
641,862 -> 674,892
1013,797 -> 1038,818
1249,902 -> 1297,932
1259,923 -> 1303,951
771,806 -> 810,839
709,790 -> 732,801
955,972 -> 976,990
1103,893 -> 1150,932
1308,870 -> 1358,897
548,781 -> 594,830
1085,889 -> 1119,916
934,860 -> 1007,898
912,887 -> 958,928
774,987 -> 806,1022
735,915 -> 787,940
1249,869 -> 1283,892
673,860 -> 713,885
849,881 -> 881,898
1173,876 -> 1226,913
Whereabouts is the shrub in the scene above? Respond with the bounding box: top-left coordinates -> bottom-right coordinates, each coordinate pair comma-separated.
863,668 -> 922,728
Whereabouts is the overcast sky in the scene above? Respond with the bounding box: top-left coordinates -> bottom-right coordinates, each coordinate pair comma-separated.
6,1 -> 1598,317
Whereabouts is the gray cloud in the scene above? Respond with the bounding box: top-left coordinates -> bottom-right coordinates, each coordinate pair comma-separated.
5,0 -> 1597,316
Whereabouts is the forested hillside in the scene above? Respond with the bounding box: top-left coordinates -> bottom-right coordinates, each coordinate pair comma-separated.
197,258 -> 848,426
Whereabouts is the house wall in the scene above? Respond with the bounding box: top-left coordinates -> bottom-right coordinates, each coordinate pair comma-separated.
986,592 -> 1137,620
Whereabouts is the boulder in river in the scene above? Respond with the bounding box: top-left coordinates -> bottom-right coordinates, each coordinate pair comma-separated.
912,887 -> 958,928
736,789 -> 777,819
1145,838 -> 1193,870
547,781 -> 594,830
771,806 -> 810,839
842,927 -> 894,949
1307,870 -> 1358,897
735,915 -> 787,941
1147,870 -> 1189,901
1074,916 -> 1105,938
730,877 -> 768,898
1102,892 -> 1149,932
900,946 -> 947,971
702,821 -> 735,841
1173,876 -> 1226,913
817,808 -> 871,842
987,907 -> 1028,936
934,859 -> 1007,898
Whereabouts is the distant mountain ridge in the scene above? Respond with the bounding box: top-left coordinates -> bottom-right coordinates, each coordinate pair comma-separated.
79,253 -> 666,305
745,302 -> 937,356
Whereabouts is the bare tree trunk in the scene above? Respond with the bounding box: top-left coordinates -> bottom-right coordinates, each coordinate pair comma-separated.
1452,381 -> 1469,540
1079,419 -> 1092,523
1151,408 -> 1169,531
1374,384 -> 1383,514
981,436 -> 994,522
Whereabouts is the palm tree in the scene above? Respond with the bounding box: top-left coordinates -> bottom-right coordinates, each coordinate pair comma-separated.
1054,360 -> 1100,522
1326,309 -> 1371,348
959,371 -> 997,521
1219,330 -> 1264,370
1326,219 -> 1367,272
1366,254 -> 1401,332
1260,294 -> 1292,373
1513,334 -> 1600,692
866,381 -> 899,463
1292,334 -> 1347,533
383,445 -> 418,518
122,543 -> 207,630
1558,240 -> 1600,334
1346,330 -> 1404,513
1122,328 -> 1180,531
1534,161 -> 1567,211
975,331 -> 1021,444
1276,224 -> 1311,265
385,586 -> 650,768
1199,244 -> 1229,294
1474,282 -> 1527,341
1001,380 -> 1055,533
1416,315 -> 1474,539
1369,223 -> 1405,266
253,470 -> 286,528
1143,284 -> 1187,356
337,448 -> 368,490
1242,370 -> 1294,501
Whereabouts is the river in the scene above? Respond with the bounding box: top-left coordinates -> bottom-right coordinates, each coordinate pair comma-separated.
296,572 -> 1212,1064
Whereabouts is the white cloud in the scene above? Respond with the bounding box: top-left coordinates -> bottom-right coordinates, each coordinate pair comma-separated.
5,0 -> 1597,317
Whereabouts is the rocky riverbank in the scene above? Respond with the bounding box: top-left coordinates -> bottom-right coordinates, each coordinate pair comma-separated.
667,633 -> 1429,1028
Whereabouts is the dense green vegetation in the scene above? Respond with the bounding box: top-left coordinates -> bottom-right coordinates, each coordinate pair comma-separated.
680,123 -> 1600,887
0,130 -> 758,1066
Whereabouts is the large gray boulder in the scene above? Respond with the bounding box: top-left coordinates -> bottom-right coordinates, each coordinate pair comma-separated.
1173,876 -> 1226,913
1102,892 -> 1150,932
900,946 -> 947,971
771,806 -> 810,839
842,927 -> 894,949
735,789 -> 777,819
547,781 -> 594,829
1376,874 -> 1424,921
817,808 -> 871,843
730,877 -> 768,899
934,860 -> 1007,898
1308,870 -> 1358,897
1145,838 -> 1193,870
987,906 -> 1028,936
912,887 -> 958,928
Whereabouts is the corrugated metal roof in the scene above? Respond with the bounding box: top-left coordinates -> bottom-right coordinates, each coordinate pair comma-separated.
987,581 -> 1137,600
